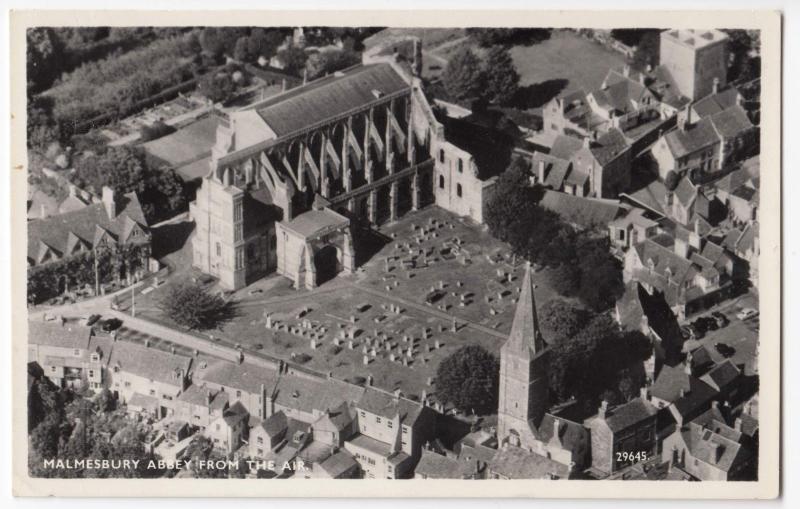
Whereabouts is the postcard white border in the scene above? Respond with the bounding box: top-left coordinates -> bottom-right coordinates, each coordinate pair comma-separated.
9,8 -> 781,499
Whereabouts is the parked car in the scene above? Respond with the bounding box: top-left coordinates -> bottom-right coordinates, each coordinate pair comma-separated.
714,342 -> 736,358
711,311 -> 729,328
100,318 -> 123,332
85,314 -> 101,326
736,308 -> 759,320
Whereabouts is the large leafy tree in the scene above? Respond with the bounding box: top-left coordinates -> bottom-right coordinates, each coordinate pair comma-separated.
538,298 -> 590,344
27,27 -> 65,93
162,282 -> 235,330
442,47 -> 485,104
483,45 -> 520,105
197,71 -> 237,104
305,48 -> 361,80
435,345 -> 499,415
632,30 -> 661,71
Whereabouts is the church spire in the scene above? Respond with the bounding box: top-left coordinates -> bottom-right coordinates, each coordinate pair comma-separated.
506,262 -> 545,355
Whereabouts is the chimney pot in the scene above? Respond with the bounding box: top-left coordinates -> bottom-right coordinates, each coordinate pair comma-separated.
102,186 -> 116,219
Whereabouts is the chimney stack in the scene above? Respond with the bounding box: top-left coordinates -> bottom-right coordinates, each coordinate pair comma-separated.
623,64 -> 630,77
538,159 -> 546,182
598,400 -> 609,420
710,441 -> 723,464
734,417 -> 743,432
640,386 -> 649,401
102,186 -> 116,219
712,77 -> 720,95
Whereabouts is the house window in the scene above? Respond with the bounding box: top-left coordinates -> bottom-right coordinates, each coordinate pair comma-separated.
257,437 -> 263,445
50,366 -> 56,372
439,149 -> 445,163
439,175 -> 445,189
149,389 -> 156,396
360,411 -> 366,418
88,370 -> 94,378
376,417 -> 382,424
73,349 -> 80,356
456,184 -> 462,198
216,243 -> 222,257
457,159 -> 464,173
388,421 -> 393,429
402,427 -> 408,434
236,390 -> 241,398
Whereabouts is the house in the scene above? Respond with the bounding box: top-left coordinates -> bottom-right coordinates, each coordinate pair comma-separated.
27,320 -> 112,391
311,401 -> 357,448
542,90 -> 602,139
722,221 -> 759,287
310,449 -> 360,479
608,204 -> 662,253
549,130 -> 632,199
106,340 -> 193,419
623,230 -> 734,319
651,363 -> 719,426
488,444 -> 574,480
175,384 -> 230,429
651,104 -> 755,180
249,411 -> 289,459
346,389 -> 436,479
414,449 -> 476,479
205,401 -> 250,455
539,190 -> 624,231
27,187 -> 152,303
662,419 -> 755,480
699,360 -> 742,403
584,395 -> 659,476
715,158 -> 760,224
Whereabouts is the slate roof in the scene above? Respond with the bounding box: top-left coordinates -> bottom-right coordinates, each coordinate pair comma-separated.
549,135 -> 585,161
356,390 -> 424,425
415,449 -> 471,479
664,119 -> 720,159
221,401 -> 249,427
489,446 -> 570,479
674,177 -> 697,208
27,192 -> 149,266
529,152 -> 572,190
274,373 -> 365,416
196,359 -> 280,395
260,410 -> 289,437
708,106 -> 754,140
107,340 -> 192,387
692,88 -> 741,118
679,421 -> 749,473
347,433 -> 392,456
281,207 -> 349,238
177,384 -> 229,409
700,360 -> 741,391
591,129 -> 630,166
652,364 -> 718,419
317,449 -> 359,478
28,320 -> 93,350
539,191 -> 623,229
535,413 -> 589,460
255,64 -> 410,137
128,392 -> 160,411
632,234 -> 696,289
592,77 -> 650,114
600,398 -> 657,433
313,401 -> 355,433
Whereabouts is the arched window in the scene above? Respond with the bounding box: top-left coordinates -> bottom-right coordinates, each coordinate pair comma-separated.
456,183 -> 463,198
439,175 -> 445,189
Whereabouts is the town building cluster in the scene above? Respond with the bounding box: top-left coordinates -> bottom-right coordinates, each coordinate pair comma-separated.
27,27 -> 760,481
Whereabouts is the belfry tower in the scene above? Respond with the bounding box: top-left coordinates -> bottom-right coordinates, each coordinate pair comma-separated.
497,263 -> 549,448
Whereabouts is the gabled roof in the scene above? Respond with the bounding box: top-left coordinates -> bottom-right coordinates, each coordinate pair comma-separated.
674,177 -> 697,208
529,152 -> 572,190
708,106 -> 754,140
652,364 -> 718,418
700,360 -> 741,391
539,190 -> 623,229
664,118 -> 720,158
692,88 -> 742,118
679,421 -> 749,473
356,389 -> 425,425
222,401 -> 250,427
314,401 -> 355,433
254,64 -> 410,137
503,263 -> 544,358
27,192 -> 149,266
489,446 -> 570,479
107,340 -> 192,387
415,449 -> 472,479
317,449 -> 359,478
28,320 -> 93,350
589,397 -> 657,433
259,410 -> 288,437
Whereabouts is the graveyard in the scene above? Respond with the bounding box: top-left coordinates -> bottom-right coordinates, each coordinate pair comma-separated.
132,206 -> 563,398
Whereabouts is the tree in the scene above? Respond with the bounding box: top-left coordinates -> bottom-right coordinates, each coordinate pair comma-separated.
246,28 -> 283,63
139,120 -> 175,142
632,30 -> 660,71
435,345 -> 499,415
233,36 -> 253,63
484,156 -> 536,245
483,46 -> 519,105
538,298 -> 589,344
27,27 -> 65,93
664,170 -> 680,191
184,436 -> 228,478
72,146 -> 147,195
442,48 -> 485,104
277,46 -> 309,77
724,29 -> 760,83
197,71 -> 237,104
161,282 -> 235,330
305,48 -> 360,80
575,237 -> 624,312
467,28 -> 551,47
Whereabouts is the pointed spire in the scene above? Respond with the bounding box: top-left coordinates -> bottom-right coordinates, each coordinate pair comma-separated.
506,262 -> 545,355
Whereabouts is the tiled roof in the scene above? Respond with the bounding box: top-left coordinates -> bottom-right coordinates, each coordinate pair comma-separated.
535,413 -> 589,460
674,177 -> 697,208
700,360 -> 741,391
27,192 -> 149,266
591,128 -> 630,166
549,135 -> 585,161
664,118 -> 719,158
28,320 -> 93,350
356,389 -> 424,425
108,340 -> 192,387
680,421 -> 749,473
196,359 -> 280,395
601,398 -> 657,433
708,106 -> 754,140
260,410 -> 288,437
652,364 -> 718,418
274,373 -> 365,416
255,64 -> 410,137
318,449 -> 359,478
313,401 -> 355,433
128,392 -> 160,411
489,446 -> 570,479
539,190 -> 623,229
692,88 -> 741,118
222,401 -> 249,427
347,433 -> 392,456
528,152 -> 572,190
415,449 -> 471,479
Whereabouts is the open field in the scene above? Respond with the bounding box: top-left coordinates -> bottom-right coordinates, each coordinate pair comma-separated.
127,206 -> 566,398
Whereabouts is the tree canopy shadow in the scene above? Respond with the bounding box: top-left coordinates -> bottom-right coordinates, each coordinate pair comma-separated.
511,78 -> 569,110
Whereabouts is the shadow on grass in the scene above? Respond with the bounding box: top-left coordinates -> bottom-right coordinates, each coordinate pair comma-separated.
511,78 -> 569,110
151,220 -> 196,259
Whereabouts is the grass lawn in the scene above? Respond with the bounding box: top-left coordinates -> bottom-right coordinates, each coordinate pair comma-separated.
510,30 -> 628,103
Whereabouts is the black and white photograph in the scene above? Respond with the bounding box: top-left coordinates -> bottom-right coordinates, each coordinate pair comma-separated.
9,8 -> 781,499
